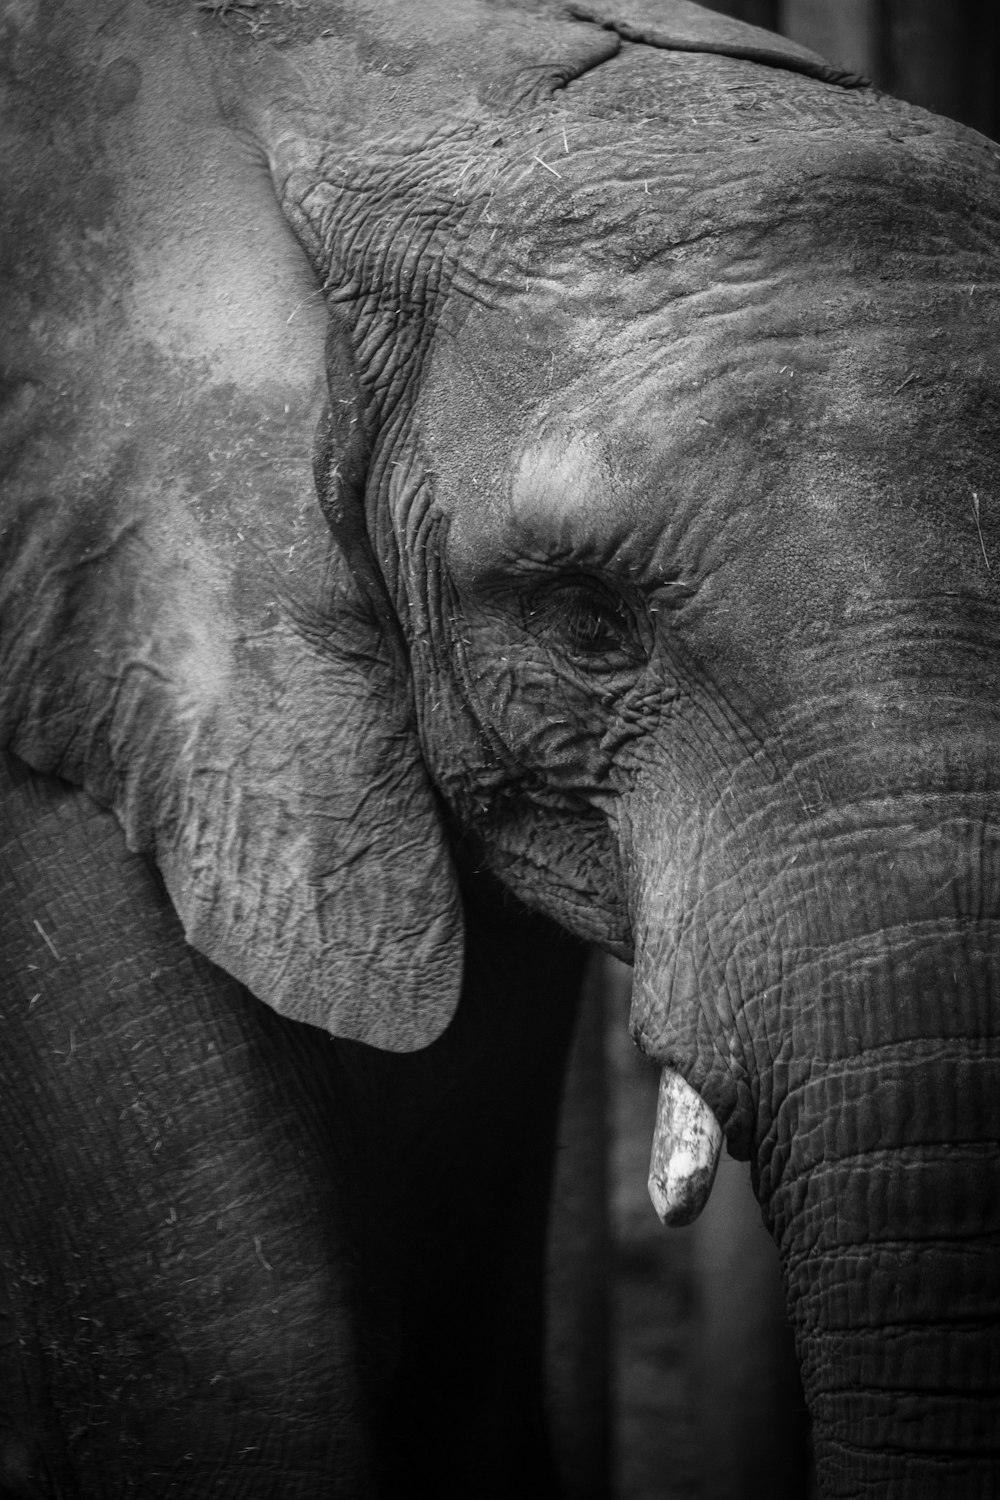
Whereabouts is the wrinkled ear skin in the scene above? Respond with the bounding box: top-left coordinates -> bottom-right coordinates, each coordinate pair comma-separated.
312,315 -> 403,651
0,0 -> 462,1050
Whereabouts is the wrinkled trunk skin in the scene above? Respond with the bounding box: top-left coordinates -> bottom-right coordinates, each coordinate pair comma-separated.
761,932 -> 1000,1496
775,1075 -> 1000,1496
740,820 -> 1000,1496
632,743 -> 1000,1495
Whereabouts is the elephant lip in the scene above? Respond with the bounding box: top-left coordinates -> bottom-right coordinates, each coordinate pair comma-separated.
647,1067 -> 723,1226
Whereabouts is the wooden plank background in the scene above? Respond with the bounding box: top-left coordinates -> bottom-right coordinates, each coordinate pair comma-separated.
706,0 -> 1000,141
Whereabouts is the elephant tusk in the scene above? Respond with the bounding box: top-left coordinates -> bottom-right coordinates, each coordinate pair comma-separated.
647,1068 -> 723,1227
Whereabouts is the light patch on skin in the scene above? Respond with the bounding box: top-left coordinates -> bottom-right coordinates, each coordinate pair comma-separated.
127,135 -> 325,392
112,22 -> 326,392
507,426 -> 616,553
133,492 -> 237,729
127,148 -> 324,391
173,609 -> 232,725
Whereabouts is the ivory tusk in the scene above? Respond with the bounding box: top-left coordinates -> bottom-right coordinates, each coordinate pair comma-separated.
647,1067 -> 723,1227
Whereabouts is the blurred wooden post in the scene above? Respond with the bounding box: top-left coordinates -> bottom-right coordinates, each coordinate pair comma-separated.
780,0 -> 878,78
693,1155 -> 813,1500
882,1 -> 1000,140
699,1 -> 781,33
546,953 -> 612,1500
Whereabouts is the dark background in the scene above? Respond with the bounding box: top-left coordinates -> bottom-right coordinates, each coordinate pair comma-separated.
706,0 -> 1000,141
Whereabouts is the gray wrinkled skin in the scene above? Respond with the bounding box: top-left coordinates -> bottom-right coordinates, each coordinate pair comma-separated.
3,1 -> 1000,1494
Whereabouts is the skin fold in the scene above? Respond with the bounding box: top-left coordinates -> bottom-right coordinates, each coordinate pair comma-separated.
2,0 -> 999,1495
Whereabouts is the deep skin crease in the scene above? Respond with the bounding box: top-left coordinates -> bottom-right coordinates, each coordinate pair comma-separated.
3,0 -> 1000,1495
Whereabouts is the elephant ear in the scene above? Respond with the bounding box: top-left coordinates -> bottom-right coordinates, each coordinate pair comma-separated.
0,0 -> 461,1050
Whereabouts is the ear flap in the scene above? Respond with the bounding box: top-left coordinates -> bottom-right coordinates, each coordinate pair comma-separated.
0,0 -> 462,1050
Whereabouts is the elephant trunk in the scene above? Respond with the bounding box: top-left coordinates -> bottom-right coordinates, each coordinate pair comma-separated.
754,896 -> 1000,1497
764,1030 -> 1000,1496
629,785 -> 1000,1496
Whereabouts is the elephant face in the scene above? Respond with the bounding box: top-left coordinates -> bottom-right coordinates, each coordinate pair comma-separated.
277,19 -> 1000,1483
310,43 -> 1000,1156
4,0 -> 1000,1491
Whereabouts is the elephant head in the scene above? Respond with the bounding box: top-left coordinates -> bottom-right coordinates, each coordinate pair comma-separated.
3,0 -> 1000,1493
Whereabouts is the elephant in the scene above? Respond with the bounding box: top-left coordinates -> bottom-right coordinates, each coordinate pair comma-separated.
2,0 -> 1000,1494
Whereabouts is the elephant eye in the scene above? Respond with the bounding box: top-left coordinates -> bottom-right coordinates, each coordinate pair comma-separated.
523,575 -> 650,672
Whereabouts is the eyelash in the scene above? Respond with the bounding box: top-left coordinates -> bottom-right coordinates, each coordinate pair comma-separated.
521,574 -> 652,672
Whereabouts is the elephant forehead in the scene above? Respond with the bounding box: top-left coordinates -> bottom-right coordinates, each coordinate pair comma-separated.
446,395 -> 695,581
507,430 -> 617,544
